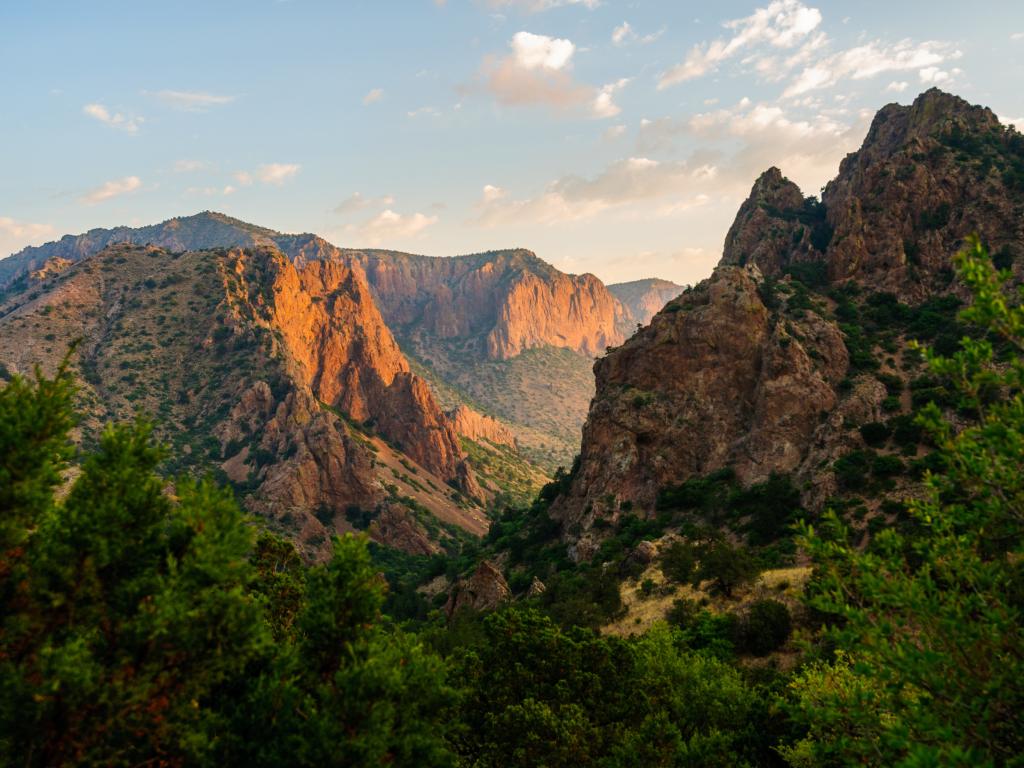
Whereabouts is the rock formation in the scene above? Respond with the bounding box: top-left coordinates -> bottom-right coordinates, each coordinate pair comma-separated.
448,404 -> 518,450
552,89 -> 1024,559
444,561 -> 511,617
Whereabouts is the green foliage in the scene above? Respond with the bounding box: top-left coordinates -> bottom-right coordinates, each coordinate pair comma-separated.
735,600 -> 792,656
789,239 -> 1024,766
451,608 -> 767,767
694,538 -> 759,597
0,370 -> 456,767
660,541 -> 697,583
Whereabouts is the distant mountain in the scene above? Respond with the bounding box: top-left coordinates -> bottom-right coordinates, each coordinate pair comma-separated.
608,278 -> 685,326
549,88 -> 1024,560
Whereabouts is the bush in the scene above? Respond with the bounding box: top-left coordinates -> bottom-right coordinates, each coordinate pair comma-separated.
735,599 -> 792,656
859,421 -> 892,447
695,539 -> 759,597
660,541 -> 696,583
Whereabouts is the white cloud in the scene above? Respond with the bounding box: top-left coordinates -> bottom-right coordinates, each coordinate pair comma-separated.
334,192 -> 396,215
0,217 -> 57,256
482,184 -> 507,203
481,31 -> 623,119
1011,32 -> 1024,41
153,90 -> 235,111
918,65 -> 960,84
511,30 -> 575,70
345,210 -> 438,245
783,39 -> 959,97
612,22 -> 633,46
604,124 -> 626,140
634,97 -> 868,206
407,106 -> 441,118
258,163 -> 300,184
659,0 -> 822,88
363,88 -> 384,105
611,21 -> 664,47
592,78 -> 630,118
83,103 -> 144,134
223,185 -> 237,195
488,0 -> 599,12
475,156 -> 708,227
80,176 -> 142,205
885,80 -> 909,93
233,163 -> 300,187
174,159 -> 206,173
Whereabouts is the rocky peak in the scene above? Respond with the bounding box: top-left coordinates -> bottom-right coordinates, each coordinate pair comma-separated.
720,168 -> 827,278
551,89 -> 1023,560
822,89 -> 1023,294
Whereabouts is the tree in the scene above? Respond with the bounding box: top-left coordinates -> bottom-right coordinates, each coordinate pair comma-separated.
785,239 -> 1024,766
0,365 -> 456,767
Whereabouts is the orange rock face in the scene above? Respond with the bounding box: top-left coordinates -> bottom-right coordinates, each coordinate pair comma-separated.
345,249 -> 628,360
448,404 -> 518,450
242,250 -> 469,484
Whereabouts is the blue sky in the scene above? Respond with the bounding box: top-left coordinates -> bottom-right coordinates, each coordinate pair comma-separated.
2,0 -> 1022,284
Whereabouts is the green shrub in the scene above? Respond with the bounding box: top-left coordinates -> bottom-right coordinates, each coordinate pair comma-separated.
735,599 -> 792,656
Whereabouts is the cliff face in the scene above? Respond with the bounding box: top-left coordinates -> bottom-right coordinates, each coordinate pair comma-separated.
259,253 -> 467,481
449,404 -> 518,450
608,278 -> 685,326
0,242 -> 483,559
553,89 -> 1024,559
345,248 -> 628,360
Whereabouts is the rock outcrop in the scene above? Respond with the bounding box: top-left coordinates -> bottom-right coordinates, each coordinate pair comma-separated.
444,561 -> 511,618
552,89 -> 1024,558
448,404 -> 518,450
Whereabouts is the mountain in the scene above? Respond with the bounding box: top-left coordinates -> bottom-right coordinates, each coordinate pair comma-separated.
343,248 -> 634,470
608,278 -> 685,326
2,216 -> 663,472
0,240 -> 489,559
549,88 -> 1024,560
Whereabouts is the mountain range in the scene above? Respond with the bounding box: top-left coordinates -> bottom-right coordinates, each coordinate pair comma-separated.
0,209 -> 684,559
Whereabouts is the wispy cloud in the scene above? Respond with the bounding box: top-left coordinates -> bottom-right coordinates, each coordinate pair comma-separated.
612,21 -> 664,46
173,159 -> 206,173
783,39 -> 961,97
0,216 -> 56,255
80,176 -> 142,205
334,192 -> 396,215
345,209 -> 438,245
153,90 -> 235,111
659,0 -> 822,88
363,88 -> 384,105
234,163 -> 301,187
83,103 -> 144,134
487,0 -> 599,12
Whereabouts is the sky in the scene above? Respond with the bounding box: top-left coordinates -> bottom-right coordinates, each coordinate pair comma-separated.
1,0 -> 1022,286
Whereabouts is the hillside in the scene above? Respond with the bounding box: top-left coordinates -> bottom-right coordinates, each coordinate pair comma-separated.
0,242 -> 488,559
